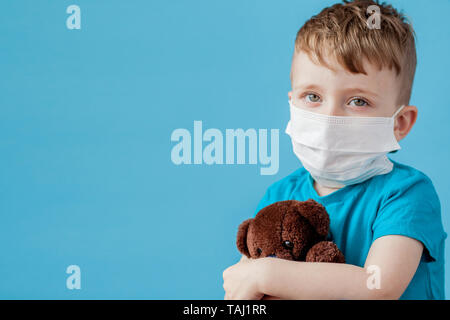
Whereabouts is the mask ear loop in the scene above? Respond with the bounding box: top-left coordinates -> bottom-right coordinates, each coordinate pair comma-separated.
389,105 -> 405,154
392,105 -> 405,118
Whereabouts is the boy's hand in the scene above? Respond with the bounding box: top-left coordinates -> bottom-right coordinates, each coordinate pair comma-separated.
222,256 -> 266,300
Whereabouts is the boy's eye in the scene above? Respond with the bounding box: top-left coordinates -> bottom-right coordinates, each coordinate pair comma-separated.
305,93 -> 321,103
349,98 -> 368,107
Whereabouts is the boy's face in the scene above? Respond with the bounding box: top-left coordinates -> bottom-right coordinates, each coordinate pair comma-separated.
289,50 -> 402,118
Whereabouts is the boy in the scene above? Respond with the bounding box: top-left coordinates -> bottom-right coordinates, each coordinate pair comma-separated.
222,0 -> 447,299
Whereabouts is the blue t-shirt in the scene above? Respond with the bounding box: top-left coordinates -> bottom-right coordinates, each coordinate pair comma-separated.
255,159 -> 447,300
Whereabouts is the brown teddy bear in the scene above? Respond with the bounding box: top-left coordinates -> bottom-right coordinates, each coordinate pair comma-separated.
237,199 -> 345,263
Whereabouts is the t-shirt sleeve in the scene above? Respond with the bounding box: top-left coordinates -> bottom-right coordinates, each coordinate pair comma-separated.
253,174 -> 301,216
371,172 -> 447,262
254,169 -> 311,217
254,187 -> 273,216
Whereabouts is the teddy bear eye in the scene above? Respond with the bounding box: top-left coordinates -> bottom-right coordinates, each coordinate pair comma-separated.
257,248 -> 262,255
282,240 -> 294,249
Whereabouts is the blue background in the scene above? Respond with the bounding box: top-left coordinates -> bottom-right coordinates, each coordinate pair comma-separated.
1,0 -> 449,299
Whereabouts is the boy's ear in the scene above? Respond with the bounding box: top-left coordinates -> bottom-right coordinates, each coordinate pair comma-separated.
394,105 -> 418,142
236,219 -> 252,258
288,91 -> 293,100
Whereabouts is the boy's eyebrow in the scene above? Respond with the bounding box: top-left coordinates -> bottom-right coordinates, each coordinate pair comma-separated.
293,84 -> 323,91
340,87 -> 379,98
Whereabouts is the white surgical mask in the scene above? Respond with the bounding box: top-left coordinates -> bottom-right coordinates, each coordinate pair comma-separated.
285,99 -> 405,188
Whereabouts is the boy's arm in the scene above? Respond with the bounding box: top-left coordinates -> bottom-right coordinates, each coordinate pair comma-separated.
258,235 -> 423,299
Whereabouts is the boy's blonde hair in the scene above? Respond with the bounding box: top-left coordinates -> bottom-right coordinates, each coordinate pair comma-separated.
294,0 -> 416,105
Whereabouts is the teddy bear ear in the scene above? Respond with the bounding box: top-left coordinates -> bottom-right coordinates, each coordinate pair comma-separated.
236,218 -> 252,258
294,199 -> 330,237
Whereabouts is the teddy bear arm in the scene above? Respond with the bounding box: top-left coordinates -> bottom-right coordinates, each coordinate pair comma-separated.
305,241 -> 345,263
